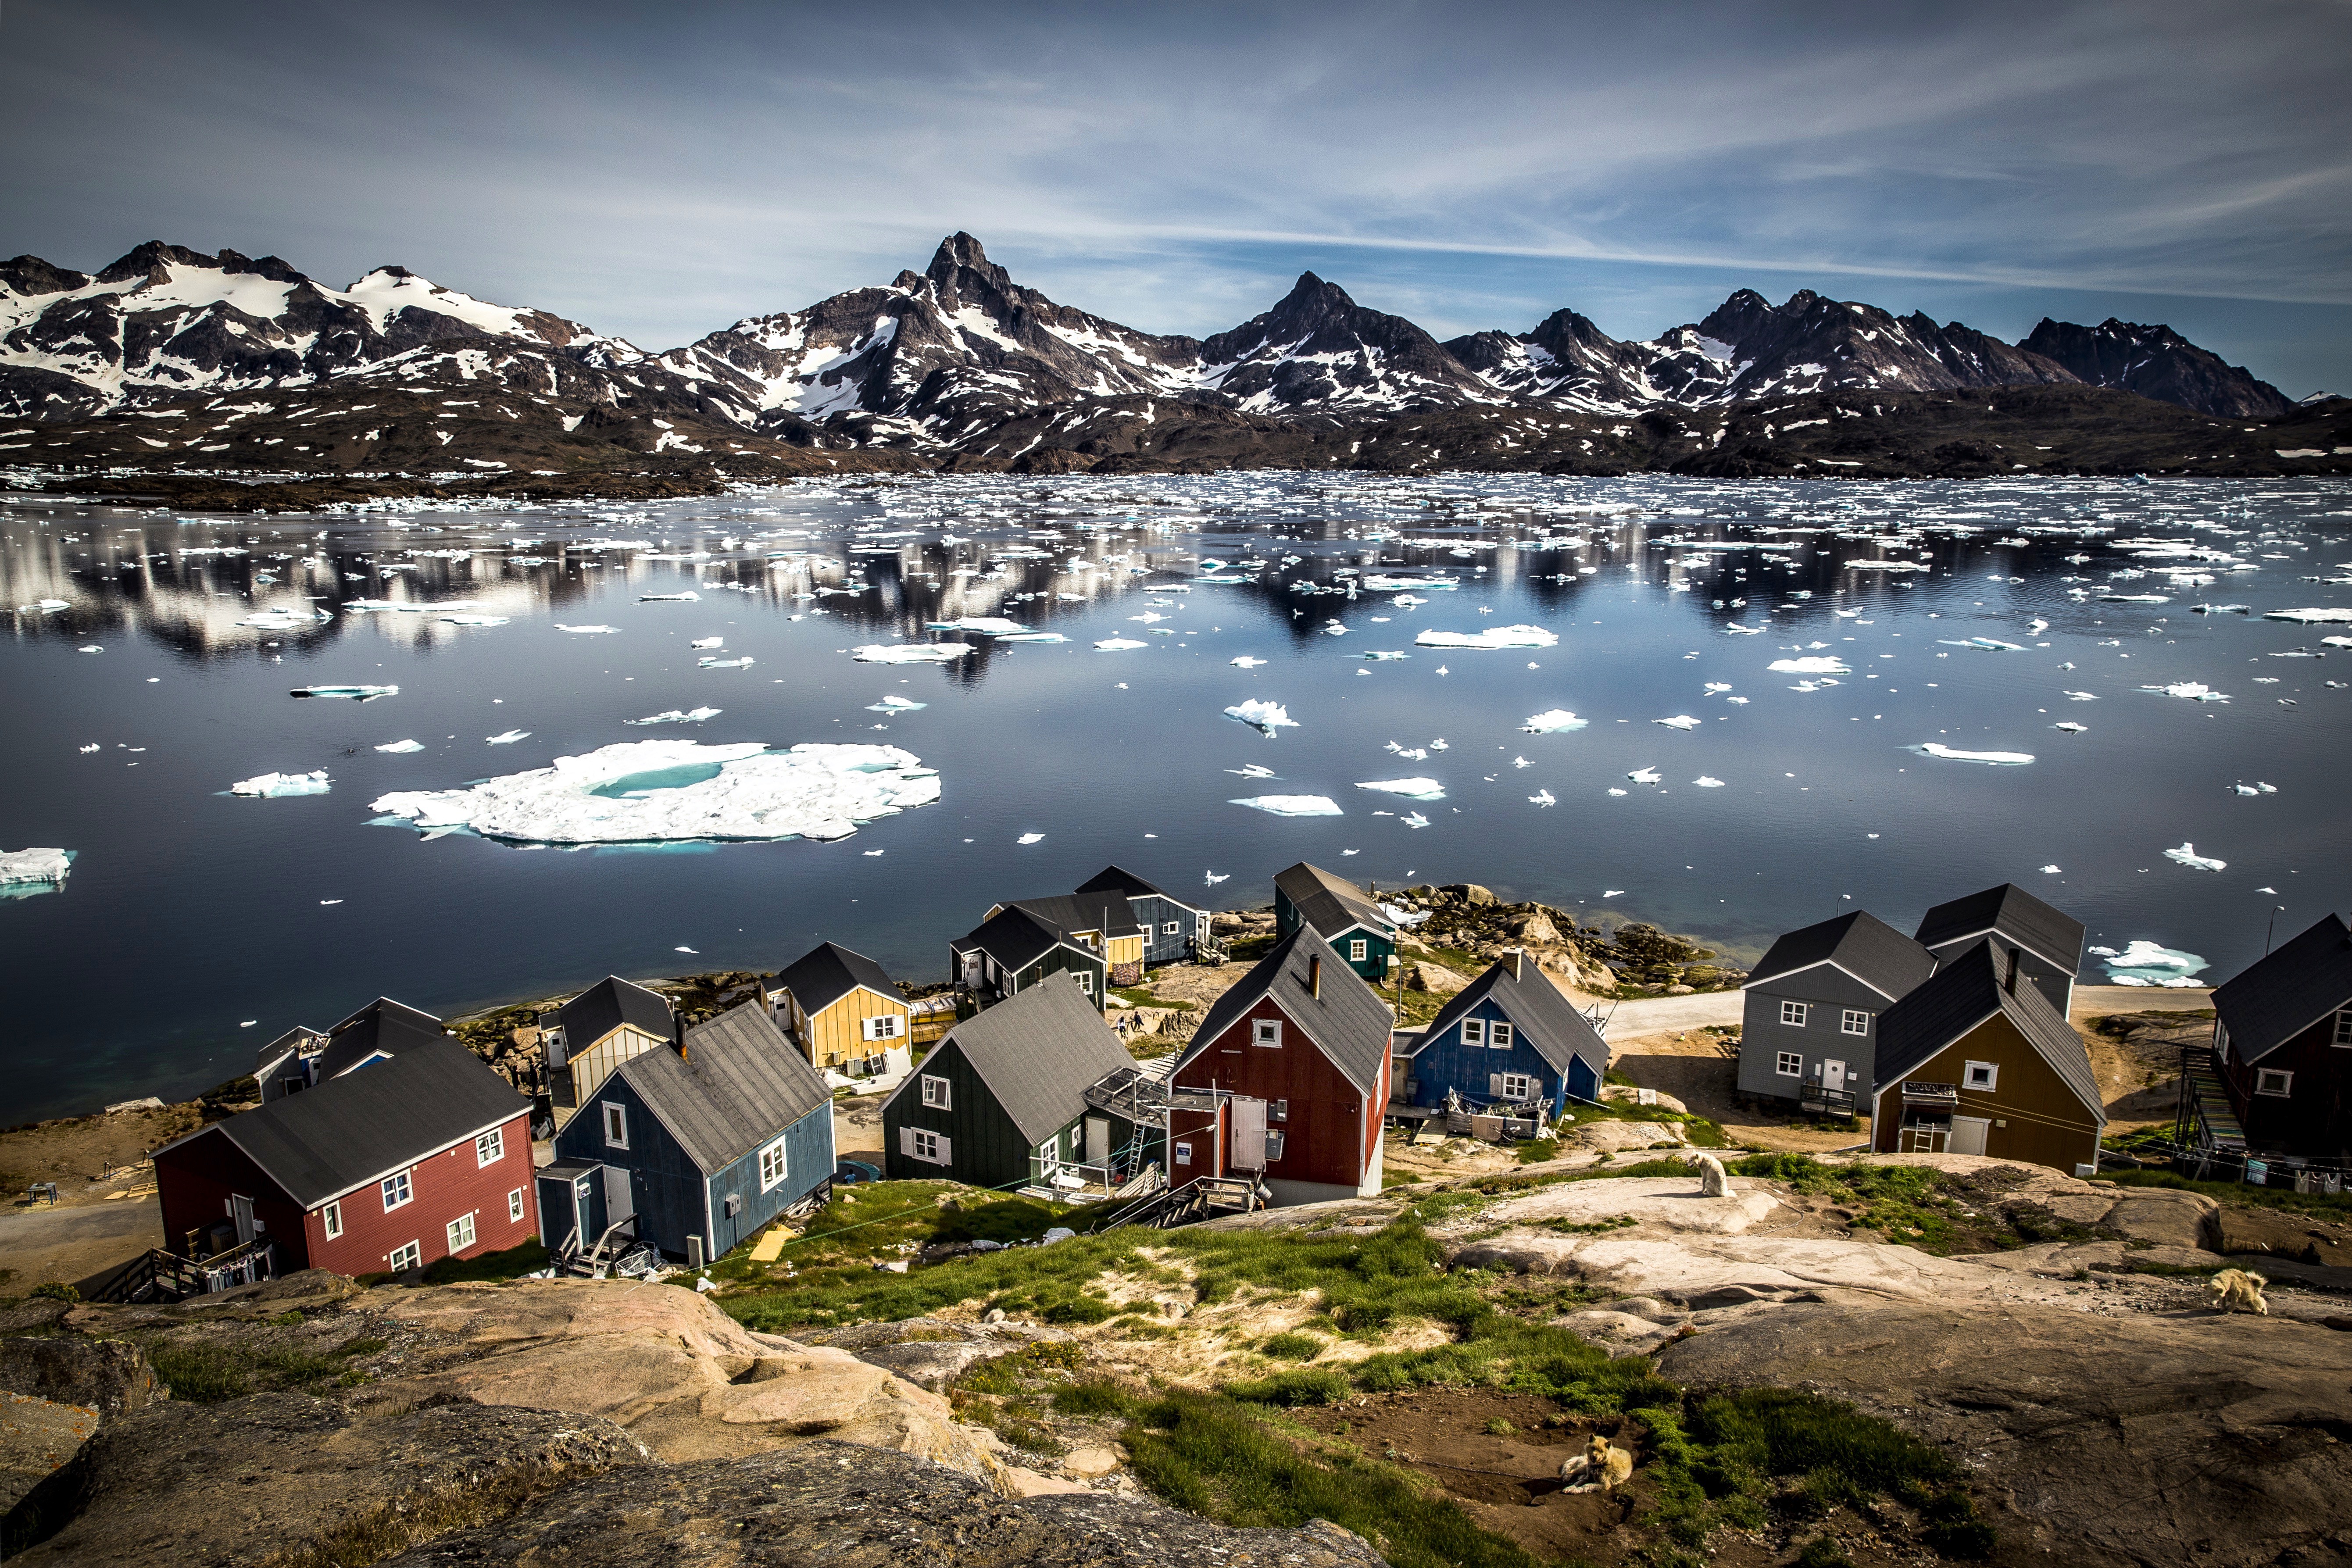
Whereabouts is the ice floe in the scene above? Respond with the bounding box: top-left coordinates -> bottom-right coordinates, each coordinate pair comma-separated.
1230,795 -> 1343,816
626,708 -> 723,725
1414,625 -> 1556,650
368,739 -> 939,845
1017,832 -> 1045,845
690,637 -> 725,650
1693,776 -> 1726,787
1937,637 -> 2026,652
1519,710 -> 1587,733
2091,939 -> 2209,986
2141,681 -> 2230,702
1362,651 -> 1410,661
2230,781 -> 2277,796
640,591 -> 700,602
2053,721 -> 2088,733
2163,842 -> 2227,872
374,739 -> 426,753
1230,656 -> 1268,668
929,616 -> 1029,635
238,606 -> 331,630
231,770 -> 332,797
1226,763 -> 1278,779
1626,766 -> 1662,784
853,643 -> 972,664
1910,743 -> 2035,764
1400,811 -> 1431,829
865,696 -> 926,713
1653,715 -> 1702,730
76,645 -> 101,654
486,729 -> 531,744
2263,607 -> 2352,623
290,685 -> 398,700
1093,637 -> 1148,651
0,848 -> 74,886
1529,789 -> 1557,806
697,656 -> 756,669
1225,699 -> 1297,736
554,624 -> 619,634
1355,778 -> 1447,800
1768,657 -> 1851,675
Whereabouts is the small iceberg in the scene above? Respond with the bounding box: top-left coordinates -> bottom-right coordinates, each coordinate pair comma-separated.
2064,691 -> 2099,701
555,624 -> 620,634
1361,651 -> 1410,661
1529,788 -> 1557,807
1626,766 -> 1662,784
77,645 -> 102,654
238,606 -> 331,629
440,614 -> 509,627
1230,656 -> 1268,668
996,631 -> 1068,643
626,708 -> 723,725
2263,607 -> 2352,623
375,739 -> 427,753
291,685 -> 399,701
1226,763 -> 1278,779
690,637 -> 726,650
1937,638 -> 2026,652
1205,871 -> 1230,886
2053,721 -> 2088,733
1017,832 -> 1045,845
865,696 -> 926,713
1519,710 -> 1587,733
0,848 -> 75,886
1400,811 -> 1432,829
1093,637 -> 1148,651
1694,776 -> 1726,788
1230,795 -> 1344,816
1355,778 -> 1446,800
2141,681 -> 2229,703
1911,743 -> 2035,765
1653,715 -> 1702,731
230,770 -> 332,797
928,616 -> 1029,635
1768,657 -> 1851,675
486,729 -> 532,745
698,656 -> 756,669
1225,699 -> 1297,736
2163,842 -> 2227,872
2229,782 -> 2277,796
1415,625 -> 1557,650
2091,939 -> 2209,986
640,591 -> 701,602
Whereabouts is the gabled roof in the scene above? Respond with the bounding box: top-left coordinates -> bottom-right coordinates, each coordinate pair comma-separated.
1273,862 -> 1394,942
255,1025 -> 327,1078
952,905 -> 1097,973
1077,864 -> 1201,911
558,976 -> 674,1050
2213,912 -> 2352,1065
1414,957 -> 1606,1078
894,972 -> 1132,1146
775,941 -> 901,1017
1180,926 -> 1391,1096
1914,883 -> 2086,976
613,1002 -> 831,1175
170,1036 -> 527,1209
314,998 -> 447,1080
1870,940 -> 2105,1121
1000,893 -> 1144,940
1746,911 -> 1937,1000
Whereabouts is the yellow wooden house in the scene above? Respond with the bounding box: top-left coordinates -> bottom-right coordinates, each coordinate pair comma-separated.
545,975 -> 676,1122
766,942 -> 913,1079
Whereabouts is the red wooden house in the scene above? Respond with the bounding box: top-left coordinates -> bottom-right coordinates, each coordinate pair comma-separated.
1167,927 -> 1392,1207
154,1002 -> 536,1279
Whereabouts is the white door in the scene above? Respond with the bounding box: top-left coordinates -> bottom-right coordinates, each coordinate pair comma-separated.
1949,1116 -> 1991,1156
229,1193 -> 256,1246
1822,1059 -> 1847,1093
1086,1116 -> 1111,1164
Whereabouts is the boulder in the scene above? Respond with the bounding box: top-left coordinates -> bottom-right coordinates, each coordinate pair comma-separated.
1600,1084 -> 1691,1114
0,1336 -> 157,1418
1478,1175 -> 1781,1235
1657,1300 -> 2352,1568
1403,962 -> 1470,995
1441,883 -> 1496,905
808,1318 -> 1070,1393
379,1440 -> 1387,1568
1508,911 -> 1562,944
3,1390 -> 647,1564
1557,1119 -> 1687,1153
0,1393 -> 97,1519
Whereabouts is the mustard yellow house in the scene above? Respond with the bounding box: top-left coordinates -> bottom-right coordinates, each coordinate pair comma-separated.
767,942 -> 912,1079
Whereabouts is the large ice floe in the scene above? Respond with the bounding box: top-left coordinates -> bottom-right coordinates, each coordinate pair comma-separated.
1415,625 -> 1557,650
854,643 -> 972,664
1909,743 -> 2035,765
1768,657 -> 1851,675
231,770 -> 332,797
1355,778 -> 1447,800
626,708 -> 722,725
1230,795 -> 1344,816
0,848 -> 75,888
368,740 -> 939,845
1224,699 -> 1298,736
2141,681 -> 2230,703
2091,939 -> 2209,986
2263,607 -> 2352,623
2163,841 -> 2227,872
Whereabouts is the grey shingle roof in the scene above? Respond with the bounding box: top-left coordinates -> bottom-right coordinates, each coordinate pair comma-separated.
2213,912 -> 2352,1065
776,942 -> 899,1017
1181,926 -> 1391,1096
1746,911 -> 1937,1000
922,972 -> 1133,1146
1003,893 -> 1144,940
1871,939 -> 2105,1120
615,1002 -> 831,1175
1415,957 -> 1606,1079
953,906 -> 1083,972
181,1036 -> 528,1208
314,997 -> 445,1080
1914,884 -> 2086,976
559,976 -> 675,1051
1077,864 -> 1201,911
1273,862 -> 1393,941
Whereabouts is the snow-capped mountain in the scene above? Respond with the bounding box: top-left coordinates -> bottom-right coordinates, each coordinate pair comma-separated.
2021,317 -> 2297,420
1194,271 -> 1494,413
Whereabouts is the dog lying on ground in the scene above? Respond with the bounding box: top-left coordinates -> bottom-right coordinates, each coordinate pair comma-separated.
2210,1267 -> 2268,1315
1694,1151 -> 1730,1197
1559,1433 -> 1635,1492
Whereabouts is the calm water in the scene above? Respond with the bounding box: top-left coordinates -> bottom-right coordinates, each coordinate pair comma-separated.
4,472 -> 2347,1120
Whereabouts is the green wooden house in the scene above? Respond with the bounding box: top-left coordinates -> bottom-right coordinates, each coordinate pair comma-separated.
1273,861 -> 1399,982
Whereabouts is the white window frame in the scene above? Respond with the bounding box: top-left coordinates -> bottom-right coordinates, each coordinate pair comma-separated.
1173,1140 -> 1193,1166
2334,1009 -> 2352,1048
1253,1018 -> 1282,1047
475,1128 -> 504,1168
1076,968 -> 1094,994
381,1170 -> 413,1212
1461,1018 -> 1487,1047
2255,1068 -> 2294,1097
911,1128 -> 943,1163
322,1200 -> 343,1239
1963,1060 -> 1999,1092
387,1240 -> 422,1273
862,1013 -> 904,1042
447,1212 -> 476,1253
1349,938 -> 1369,963
601,1102 -> 629,1150
921,1074 -> 952,1110
1775,1051 -> 1803,1078
1841,1010 -> 1870,1037
1163,921 -> 1181,936
758,1137 -> 789,1193
1499,1072 -> 1534,1100
1780,1000 -> 1809,1028
507,1189 -> 525,1223
1491,1022 -> 1515,1051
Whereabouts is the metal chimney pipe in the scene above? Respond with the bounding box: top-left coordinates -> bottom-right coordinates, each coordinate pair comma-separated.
1309,953 -> 1322,998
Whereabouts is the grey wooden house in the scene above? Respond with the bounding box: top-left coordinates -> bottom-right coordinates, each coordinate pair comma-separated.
1913,883 -> 2086,1016
880,972 -> 1139,1193
551,1000 -> 833,1265
1737,911 -> 1937,1112
1077,864 -> 1214,968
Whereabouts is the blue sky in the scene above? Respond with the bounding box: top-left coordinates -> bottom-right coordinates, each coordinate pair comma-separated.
7,1 -> 2346,394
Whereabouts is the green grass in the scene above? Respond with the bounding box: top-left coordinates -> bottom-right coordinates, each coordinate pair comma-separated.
2100,1166 -> 2352,1218
1556,1098 -> 1730,1149
1257,1331 -> 1326,1361
145,1337 -> 373,1403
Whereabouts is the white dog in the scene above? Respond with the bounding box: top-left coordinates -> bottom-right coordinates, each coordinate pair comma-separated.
2210,1268 -> 2268,1316
1694,1152 -> 1730,1197
1559,1433 -> 1634,1492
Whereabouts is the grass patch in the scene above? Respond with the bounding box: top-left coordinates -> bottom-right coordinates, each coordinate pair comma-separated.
1516,1137 -> 1559,1164
1725,1154 -> 2127,1257
1258,1331 -> 1326,1361
422,1240 -> 548,1284
2100,1166 -> 2352,1219
145,1339 -> 360,1403
1557,1098 -> 1729,1149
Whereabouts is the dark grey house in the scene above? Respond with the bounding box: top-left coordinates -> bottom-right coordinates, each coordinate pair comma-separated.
551,1001 -> 833,1265
1913,884 -> 2086,1016
1077,864 -> 1213,968
1272,861 -> 1398,982
880,972 -> 1138,1193
951,904 -> 1112,1014
256,998 -> 445,1102
1738,911 -> 1937,1110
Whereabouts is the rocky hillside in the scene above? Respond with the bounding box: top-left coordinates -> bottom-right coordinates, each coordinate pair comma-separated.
3,233 -> 2338,501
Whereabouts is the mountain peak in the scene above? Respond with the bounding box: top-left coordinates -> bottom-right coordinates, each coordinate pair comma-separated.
926,232 -> 1009,291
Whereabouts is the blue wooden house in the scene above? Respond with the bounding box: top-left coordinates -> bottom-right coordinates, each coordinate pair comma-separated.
1398,953 -> 1608,1115
552,1000 -> 834,1264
